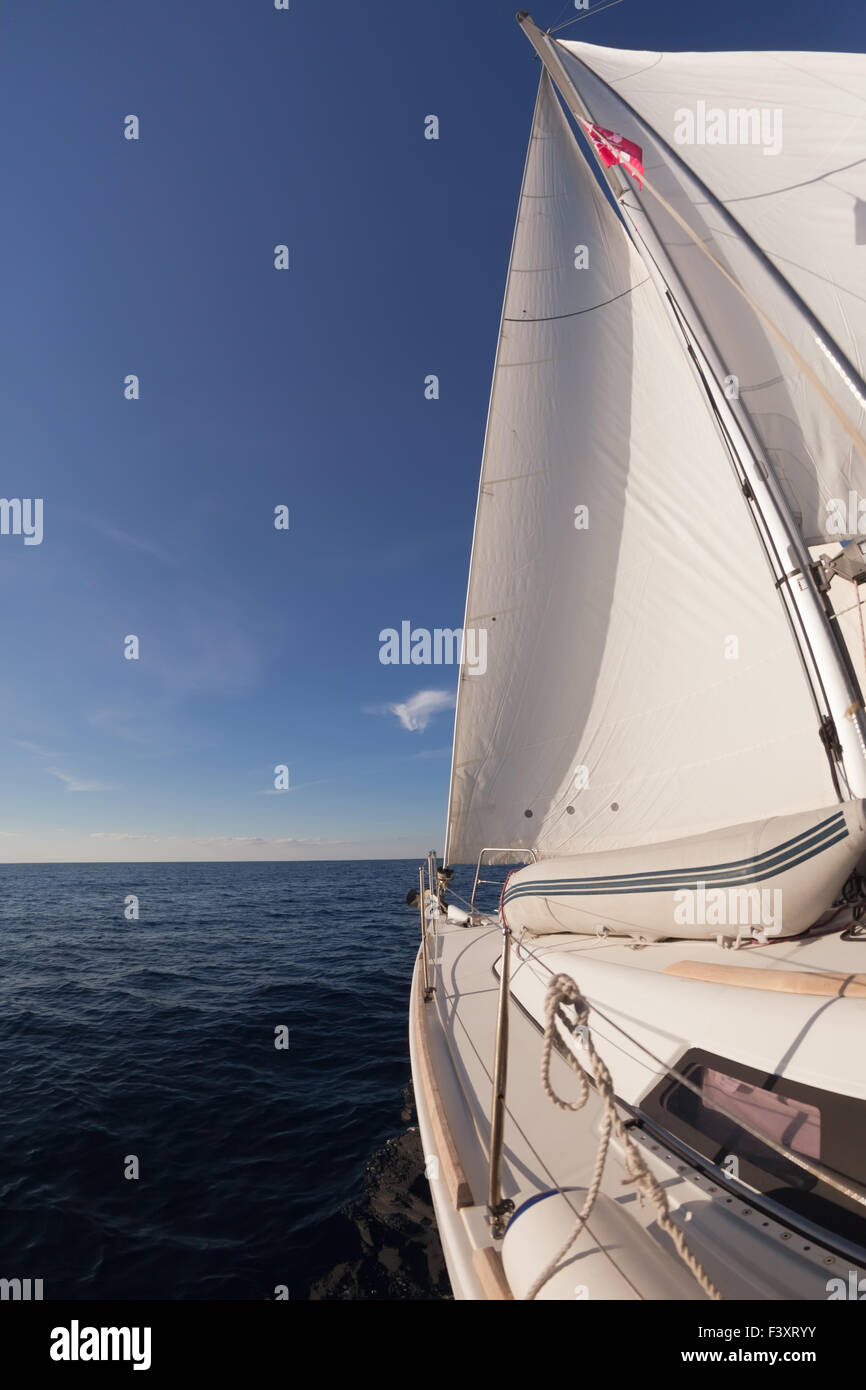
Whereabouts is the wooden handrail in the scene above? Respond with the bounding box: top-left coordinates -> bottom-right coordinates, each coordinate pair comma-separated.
665,959 -> 866,997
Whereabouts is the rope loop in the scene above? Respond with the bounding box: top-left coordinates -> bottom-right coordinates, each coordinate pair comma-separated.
526,972 -> 721,1302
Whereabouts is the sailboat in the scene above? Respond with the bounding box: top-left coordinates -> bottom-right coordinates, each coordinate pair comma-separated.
408,13 -> 866,1300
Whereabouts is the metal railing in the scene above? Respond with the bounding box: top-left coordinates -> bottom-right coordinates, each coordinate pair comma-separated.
476,848 -> 538,1233
470,846 -> 537,913
417,865 -> 433,1001
428,850 -> 439,925
488,917 -> 515,1236
416,846 -> 531,1237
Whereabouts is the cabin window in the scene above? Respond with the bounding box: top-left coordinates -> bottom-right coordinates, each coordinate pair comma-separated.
640,1049 -> 866,1251
698,1068 -> 820,1160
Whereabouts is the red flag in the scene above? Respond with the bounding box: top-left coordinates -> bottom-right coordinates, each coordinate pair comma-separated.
584,122 -> 644,188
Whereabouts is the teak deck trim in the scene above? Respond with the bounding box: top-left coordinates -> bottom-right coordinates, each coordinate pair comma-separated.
412,981 -> 475,1210
472,1245 -> 514,1301
665,959 -> 866,997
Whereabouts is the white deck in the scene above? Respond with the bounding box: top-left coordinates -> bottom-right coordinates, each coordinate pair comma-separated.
410,910 -> 866,1300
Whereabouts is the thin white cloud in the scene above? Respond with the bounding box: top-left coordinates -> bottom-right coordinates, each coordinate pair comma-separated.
85,518 -> 167,559
202,836 -> 335,846
367,689 -> 456,732
13,739 -> 58,758
257,778 -> 330,795
89,832 -> 151,841
89,832 -> 339,847
46,768 -> 117,793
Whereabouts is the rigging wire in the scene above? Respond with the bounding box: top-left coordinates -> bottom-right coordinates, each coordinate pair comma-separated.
856,582 -> 866,679
547,0 -> 578,32
831,571 -> 866,670
550,0 -> 626,33
555,60 -> 866,467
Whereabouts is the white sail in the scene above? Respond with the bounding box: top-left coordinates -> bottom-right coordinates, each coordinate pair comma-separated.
557,41 -> 866,547
445,72 -> 837,866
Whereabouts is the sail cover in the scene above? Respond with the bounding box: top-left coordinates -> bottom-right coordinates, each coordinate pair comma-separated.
556,42 -> 866,546
445,73 -> 837,866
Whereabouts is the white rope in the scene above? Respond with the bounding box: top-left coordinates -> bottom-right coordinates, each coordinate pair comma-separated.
525,973 -> 721,1301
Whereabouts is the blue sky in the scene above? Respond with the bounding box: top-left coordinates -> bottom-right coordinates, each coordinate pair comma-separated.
0,0 -> 860,862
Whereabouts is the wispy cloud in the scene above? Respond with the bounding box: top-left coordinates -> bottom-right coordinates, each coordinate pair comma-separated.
257,778 -> 330,795
46,768 -> 117,793
90,832 -> 339,847
89,832 -> 149,841
84,518 -> 168,559
13,739 -> 58,758
207,836 -> 335,847
17,741 -> 117,792
87,709 -> 156,744
366,689 -> 456,732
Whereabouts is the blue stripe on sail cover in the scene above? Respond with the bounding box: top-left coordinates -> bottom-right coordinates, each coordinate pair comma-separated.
502,812 -> 848,904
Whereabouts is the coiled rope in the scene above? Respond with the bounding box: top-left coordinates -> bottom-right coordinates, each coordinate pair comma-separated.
525,973 -> 721,1302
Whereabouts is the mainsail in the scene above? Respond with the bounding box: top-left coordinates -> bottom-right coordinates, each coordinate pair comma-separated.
445,70 -> 840,866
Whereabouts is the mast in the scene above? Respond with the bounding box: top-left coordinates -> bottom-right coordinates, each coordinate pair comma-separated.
515,11 -> 866,801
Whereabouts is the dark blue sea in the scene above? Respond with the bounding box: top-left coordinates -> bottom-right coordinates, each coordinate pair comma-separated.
0,859 -> 466,1301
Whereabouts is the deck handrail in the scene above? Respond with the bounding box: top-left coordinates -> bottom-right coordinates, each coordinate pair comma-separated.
487,919 -> 515,1236
417,866 -> 433,1001
470,847 -> 537,913
417,849 -> 530,1237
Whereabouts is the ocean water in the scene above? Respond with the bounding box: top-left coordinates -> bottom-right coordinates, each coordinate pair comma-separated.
0,858 -> 459,1301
